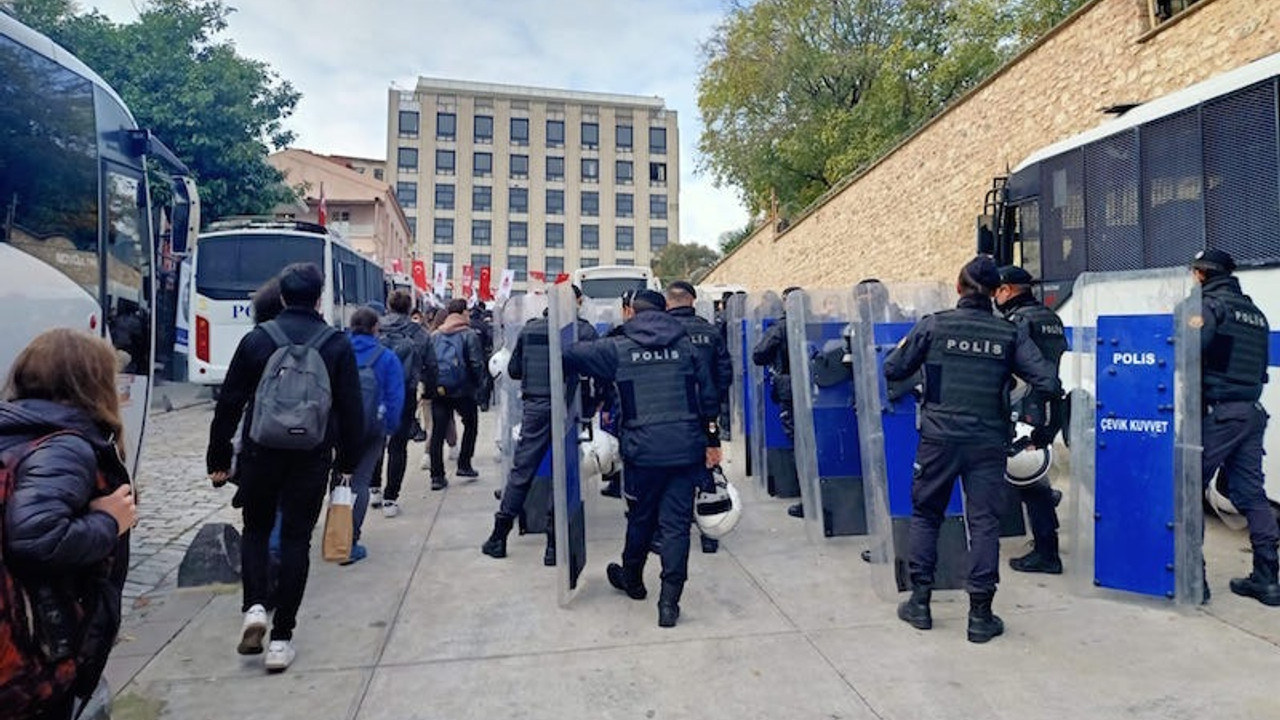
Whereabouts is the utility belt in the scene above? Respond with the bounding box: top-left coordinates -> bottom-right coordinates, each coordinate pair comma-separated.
1204,399 -> 1265,417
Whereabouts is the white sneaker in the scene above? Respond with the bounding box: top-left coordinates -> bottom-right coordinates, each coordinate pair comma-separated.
420,454 -> 430,470
237,604 -> 268,655
369,487 -> 383,508
264,640 -> 295,672
382,500 -> 401,518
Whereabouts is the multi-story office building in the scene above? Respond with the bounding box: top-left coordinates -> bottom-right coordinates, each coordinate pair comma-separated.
387,77 -> 679,292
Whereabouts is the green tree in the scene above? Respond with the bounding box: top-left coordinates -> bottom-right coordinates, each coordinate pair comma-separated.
718,222 -> 756,255
12,0 -> 301,223
651,242 -> 721,284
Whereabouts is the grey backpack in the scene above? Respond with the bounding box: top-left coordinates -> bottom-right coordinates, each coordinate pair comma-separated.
249,321 -> 337,450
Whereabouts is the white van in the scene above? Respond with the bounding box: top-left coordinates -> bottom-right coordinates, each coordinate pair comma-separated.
571,265 -> 661,300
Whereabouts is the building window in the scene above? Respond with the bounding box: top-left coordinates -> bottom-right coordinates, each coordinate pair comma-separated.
582,122 -> 599,149
434,217 -> 454,244
617,124 -> 633,150
332,210 -> 351,223
373,168 -> 384,181
437,112 -> 456,140
650,193 -> 667,220
581,256 -> 599,268
510,117 -> 529,145
510,154 -> 529,178
472,185 -> 492,212
435,183 -> 455,210
547,156 -> 565,181
581,191 -> 599,217
472,253 -> 491,270
546,256 -> 565,276
472,219 -> 492,245
581,158 -> 599,183
474,115 -> 494,144
509,254 -> 527,281
396,181 -> 417,208
397,147 -> 418,171
546,222 -> 565,249
436,149 -> 455,175
616,193 -> 634,218
398,110 -> 419,137
546,189 -> 565,215
509,221 -> 528,247
407,217 -> 416,237
581,224 -> 599,250
650,162 -> 667,185
650,226 -> 668,251
616,160 -> 633,185
509,187 -> 528,213
1150,0 -> 1202,25
616,225 -> 634,251
433,252 -> 453,266
547,119 -> 565,147
473,152 -> 493,177
649,126 -> 667,154
616,257 -> 634,267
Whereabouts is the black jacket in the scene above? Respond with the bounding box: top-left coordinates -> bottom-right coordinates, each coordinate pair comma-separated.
508,315 -> 599,399
0,399 -> 131,697
669,305 -> 734,397
207,306 -> 364,475
381,313 -> 437,391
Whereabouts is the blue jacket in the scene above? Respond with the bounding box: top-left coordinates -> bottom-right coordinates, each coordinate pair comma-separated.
352,332 -> 406,436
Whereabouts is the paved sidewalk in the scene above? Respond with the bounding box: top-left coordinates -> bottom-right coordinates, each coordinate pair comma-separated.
107,406 -> 1280,720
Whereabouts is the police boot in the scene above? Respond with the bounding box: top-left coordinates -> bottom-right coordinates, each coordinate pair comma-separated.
896,585 -> 932,630
481,514 -> 514,559
967,592 -> 1005,644
607,563 -> 647,600
1009,536 -> 1062,575
657,581 -> 682,628
543,527 -> 557,567
1229,554 -> 1280,607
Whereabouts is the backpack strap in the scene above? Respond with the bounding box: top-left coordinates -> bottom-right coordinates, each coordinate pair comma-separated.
305,325 -> 338,351
361,346 -> 386,370
260,320 -> 290,348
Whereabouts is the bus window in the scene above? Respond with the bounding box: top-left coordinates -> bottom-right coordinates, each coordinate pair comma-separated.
195,234 -> 323,300
580,277 -> 648,299
1141,109 -> 1204,268
340,262 -> 360,304
1015,202 -> 1041,279
1203,81 -> 1280,265
105,168 -> 150,374
1039,151 -> 1086,282
1084,132 -> 1143,272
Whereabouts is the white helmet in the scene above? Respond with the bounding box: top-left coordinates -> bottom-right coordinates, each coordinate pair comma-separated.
488,347 -> 512,379
580,421 -> 620,478
1205,471 -> 1247,531
695,468 -> 741,539
1005,424 -> 1052,487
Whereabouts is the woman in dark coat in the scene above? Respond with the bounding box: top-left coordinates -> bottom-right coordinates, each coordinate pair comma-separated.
1,329 -> 136,719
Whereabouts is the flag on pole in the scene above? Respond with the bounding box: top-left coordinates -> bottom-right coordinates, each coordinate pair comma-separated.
478,266 -> 493,302
391,258 -> 404,274
318,182 -> 327,227
461,265 -> 474,299
433,262 -> 449,299
554,273 -> 570,284
497,269 -> 515,301
411,260 -> 428,292
529,270 -> 546,283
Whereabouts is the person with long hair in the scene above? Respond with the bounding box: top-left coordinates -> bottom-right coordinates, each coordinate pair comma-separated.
1,329 -> 137,719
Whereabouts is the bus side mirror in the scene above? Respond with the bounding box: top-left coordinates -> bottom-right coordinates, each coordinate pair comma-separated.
975,215 -> 996,256
170,176 -> 200,254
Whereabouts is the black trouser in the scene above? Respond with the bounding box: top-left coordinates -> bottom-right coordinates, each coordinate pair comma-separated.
1020,482 -> 1060,557
498,396 -> 552,519
908,438 -> 1006,595
430,394 -> 478,478
1203,401 -> 1279,566
621,463 -> 700,590
382,387 -> 417,502
778,399 -> 795,440
239,447 -> 330,641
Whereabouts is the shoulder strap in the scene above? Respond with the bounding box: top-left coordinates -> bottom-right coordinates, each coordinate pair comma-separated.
261,320 -> 290,348
1,430 -> 84,472
361,346 -> 386,369
305,325 -> 338,351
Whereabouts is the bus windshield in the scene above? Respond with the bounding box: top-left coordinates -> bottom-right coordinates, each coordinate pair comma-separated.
196,234 -> 324,300
580,277 -> 648,299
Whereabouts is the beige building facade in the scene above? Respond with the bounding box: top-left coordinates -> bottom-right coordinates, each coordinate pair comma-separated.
703,0 -> 1280,290
388,78 -> 680,293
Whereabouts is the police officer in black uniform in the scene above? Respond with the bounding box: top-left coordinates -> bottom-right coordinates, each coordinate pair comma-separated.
1192,249 -> 1280,606
752,286 -> 803,517
994,266 -> 1069,574
565,290 -> 721,628
887,256 -> 1060,643
481,287 -> 598,565
666,281 -> 734,553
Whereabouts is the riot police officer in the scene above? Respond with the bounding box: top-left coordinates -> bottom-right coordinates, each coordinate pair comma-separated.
752,286 -> 803,517
994,266 -> 1068,574
1192,249 -> 1280,606
887,256 -> 1060,643
666,281 -> 734,553
481,287 -> 597,565
565,290 -> 721,628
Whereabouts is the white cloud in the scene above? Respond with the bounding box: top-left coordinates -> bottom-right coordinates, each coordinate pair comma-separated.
84,0 -> 749,249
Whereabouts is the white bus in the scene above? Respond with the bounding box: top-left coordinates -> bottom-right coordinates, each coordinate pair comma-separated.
571,264 -> 661,300
0,11 -> 199,477
981,51 -> 1280,503
188,219 -> 384,389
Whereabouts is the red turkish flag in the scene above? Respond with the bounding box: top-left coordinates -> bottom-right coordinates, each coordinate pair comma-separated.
391,258 -> 404,274
478,266 -> 493,301
529,270 -> 546,282
554,273 -> 570,284
317,182 -> 327,227
411,260 -> 428,292
461,265 -> 474,298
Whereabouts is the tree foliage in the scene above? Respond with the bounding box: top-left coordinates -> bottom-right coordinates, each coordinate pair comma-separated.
12,0 -> 301,223
651,242 -> 721,284
717,222 -> 756,255
697,0 -> 1088,218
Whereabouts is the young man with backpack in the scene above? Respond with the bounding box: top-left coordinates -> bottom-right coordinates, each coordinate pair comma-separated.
428,299 -> 486,489
377,290 -> 436,517
206,262 -> 363,673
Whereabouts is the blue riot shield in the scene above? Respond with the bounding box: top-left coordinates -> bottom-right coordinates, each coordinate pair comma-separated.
748,292 -> 799,497
725,293 -> 752,476
548,284 -> 586,605
853,282 -> 955,600
785,289 -> 864,542
1069,269 -> 1202,605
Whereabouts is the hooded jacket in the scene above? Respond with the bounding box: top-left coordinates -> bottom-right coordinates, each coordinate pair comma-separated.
351,332 -> 406,436
0,399 -> 130,697
433,312 -> 486,398
380,312 -> 437,391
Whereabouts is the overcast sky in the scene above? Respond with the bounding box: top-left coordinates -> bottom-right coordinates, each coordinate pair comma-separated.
87,0 -> 750,249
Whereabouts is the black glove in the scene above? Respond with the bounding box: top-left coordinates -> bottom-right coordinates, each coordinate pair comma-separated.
1030,424 -> 1057,449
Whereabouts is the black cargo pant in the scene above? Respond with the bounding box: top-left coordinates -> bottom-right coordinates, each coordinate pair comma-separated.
498,396 -> 553,520
908,438 -> 1006,595
381,386 -> 417,502
621,463 -> 700,590
429,395 -> 479,478
1203,401 -> 1279,566
1019,482 -> 1060,557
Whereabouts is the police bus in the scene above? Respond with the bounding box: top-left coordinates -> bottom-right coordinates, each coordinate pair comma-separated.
188,218 -> 385,389
0,10 -> 199,476
980,50 -> 1280,503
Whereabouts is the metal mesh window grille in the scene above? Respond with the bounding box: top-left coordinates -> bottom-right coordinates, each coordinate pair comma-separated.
1039,151 -> 1086,282
1084,131 -> 1143,272
1203,79 -> 1280,266
1141,109 -> 1203,268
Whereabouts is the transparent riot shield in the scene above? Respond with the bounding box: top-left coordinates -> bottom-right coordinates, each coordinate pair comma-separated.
1069,268 -> 1202,605
582,297 -> 624,338
695,297 -> 715,322
548,283 -> 586,606
725,293 -> 751,475
748,291 -> 798,497
853,282 -> 952,600
494,294 -> 555,535
785,289 -> 864,542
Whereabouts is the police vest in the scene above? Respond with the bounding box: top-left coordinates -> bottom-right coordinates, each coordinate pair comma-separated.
923,310 -> 1017,422
1203,289 -> 1269,403
520,320 -> 552,398
1006,302 -> 1067,370
613,337 -> 699,428
674,314 -> 719,387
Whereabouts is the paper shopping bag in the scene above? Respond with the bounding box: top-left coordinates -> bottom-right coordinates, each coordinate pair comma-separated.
322,483 -> 354,563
